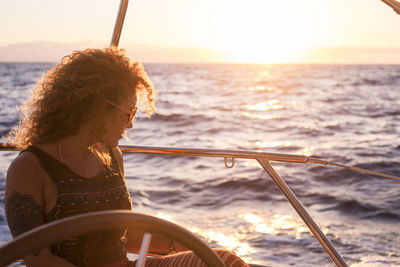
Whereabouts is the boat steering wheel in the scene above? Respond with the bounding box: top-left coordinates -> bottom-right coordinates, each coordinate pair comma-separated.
0,210 -> 225,267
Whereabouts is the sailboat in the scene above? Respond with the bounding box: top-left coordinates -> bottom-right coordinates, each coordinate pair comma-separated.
0,0 -> 399,266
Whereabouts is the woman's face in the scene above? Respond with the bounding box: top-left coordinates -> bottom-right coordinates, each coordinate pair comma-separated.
104,93 -> 137,147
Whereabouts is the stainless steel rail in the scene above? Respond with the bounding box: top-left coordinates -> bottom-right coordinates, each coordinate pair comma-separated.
110,0 -> 130,47
120,146 -> 400,180
118,145 -> 348,266
119,145 -> 309,163
381,0 -> 400,14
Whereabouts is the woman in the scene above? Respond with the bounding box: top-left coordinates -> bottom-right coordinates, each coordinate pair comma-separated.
4,48 -> 248,267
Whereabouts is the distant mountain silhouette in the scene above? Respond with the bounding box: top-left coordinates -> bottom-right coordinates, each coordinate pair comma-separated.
0,42 -> 399,64
0,42 -> 228,63
0,42 -> 99,62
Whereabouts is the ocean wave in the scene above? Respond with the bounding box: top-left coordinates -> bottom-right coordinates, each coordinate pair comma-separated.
352,78 -> 383,86
321,198 -> 400,220
135,176 -> 283,209
150,113 -> 211,124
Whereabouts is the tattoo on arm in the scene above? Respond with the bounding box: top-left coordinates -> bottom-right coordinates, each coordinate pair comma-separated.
6,191 -> 45,238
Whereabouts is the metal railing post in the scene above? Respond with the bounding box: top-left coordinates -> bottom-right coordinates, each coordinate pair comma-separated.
110,0 -> 130,47
256,157 -> 347,267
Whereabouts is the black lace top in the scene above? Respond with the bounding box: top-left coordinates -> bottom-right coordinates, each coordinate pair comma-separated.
23,146 -> 133,267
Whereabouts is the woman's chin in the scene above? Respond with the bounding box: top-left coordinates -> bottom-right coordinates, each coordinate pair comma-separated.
106,138 -> 120,148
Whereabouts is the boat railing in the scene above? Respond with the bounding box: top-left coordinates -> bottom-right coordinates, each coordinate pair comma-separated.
0,143 -> 351,266
381,0 -> 400,14
119,145 -> 348,266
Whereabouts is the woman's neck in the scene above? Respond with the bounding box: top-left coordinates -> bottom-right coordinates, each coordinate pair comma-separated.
58,136 -> 90,163
56,130 -> 104,178
57,126 -> 93,162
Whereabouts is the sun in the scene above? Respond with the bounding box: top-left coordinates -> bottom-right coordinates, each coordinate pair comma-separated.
210,0 -> 316,63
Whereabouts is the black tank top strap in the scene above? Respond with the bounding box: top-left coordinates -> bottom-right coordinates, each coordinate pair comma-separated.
107,147 -> 123,175
108,147 -> 117,165
21,145 -> 69,185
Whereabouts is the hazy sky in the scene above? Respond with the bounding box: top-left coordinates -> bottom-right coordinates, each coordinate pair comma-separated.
1,0 -> 400,63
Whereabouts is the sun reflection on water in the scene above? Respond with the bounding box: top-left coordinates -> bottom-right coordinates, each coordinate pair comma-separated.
201,231 -> 255,257
255,140 -> 292,148
299,146 -> 314,156
242,160 -> 263,169
188,226 -> 255,259
155,212 -> 175,222
246,99 -> 284,111
242,112 -> 280,120
154,212 -> 255,258
247,85 -> 275,92
254,70 -> 272,82
240,213 -> 309,239
152,211 -> 316,263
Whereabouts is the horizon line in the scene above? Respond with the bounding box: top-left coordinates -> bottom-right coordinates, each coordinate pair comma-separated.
1,41 -> 400,65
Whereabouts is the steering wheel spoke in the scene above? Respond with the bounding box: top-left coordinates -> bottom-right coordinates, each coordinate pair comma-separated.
136,232 -> 152,267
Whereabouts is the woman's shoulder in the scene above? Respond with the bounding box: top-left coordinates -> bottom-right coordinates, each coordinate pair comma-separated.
8,148 -> 43,175
6,147 -> 47,194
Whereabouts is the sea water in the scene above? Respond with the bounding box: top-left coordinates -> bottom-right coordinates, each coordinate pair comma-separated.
0,63 -> 399,266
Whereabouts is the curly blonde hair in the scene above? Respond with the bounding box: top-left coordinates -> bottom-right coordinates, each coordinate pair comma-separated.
9,48 -> 156,149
